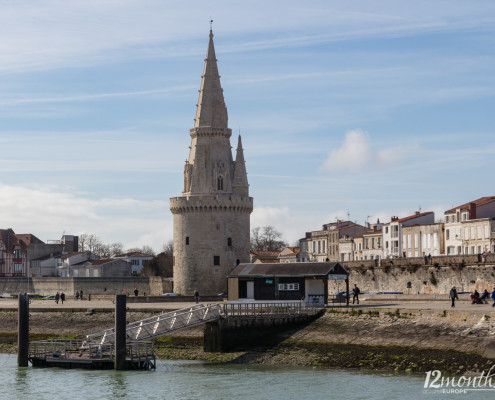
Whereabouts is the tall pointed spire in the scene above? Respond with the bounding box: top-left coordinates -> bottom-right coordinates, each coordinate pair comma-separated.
233,135 -> 249,195
194,29 -> 228,129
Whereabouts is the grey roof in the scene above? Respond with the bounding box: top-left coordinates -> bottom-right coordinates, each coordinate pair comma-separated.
228,262 -> 348,278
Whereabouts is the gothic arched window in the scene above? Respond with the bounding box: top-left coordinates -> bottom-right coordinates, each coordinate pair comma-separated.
217,176 -> 224,191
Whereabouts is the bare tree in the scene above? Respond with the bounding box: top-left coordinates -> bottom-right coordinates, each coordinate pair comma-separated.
126,246 -> 156,256
109,242 -> 124,257
250,226 -> 288,252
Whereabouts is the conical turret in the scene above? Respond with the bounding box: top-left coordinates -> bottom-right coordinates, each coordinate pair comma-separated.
233,135 -> 249,195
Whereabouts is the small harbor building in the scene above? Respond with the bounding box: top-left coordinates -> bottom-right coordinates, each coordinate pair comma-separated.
227,262 -> 348,304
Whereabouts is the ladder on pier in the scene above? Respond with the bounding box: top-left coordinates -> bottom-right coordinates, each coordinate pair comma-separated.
83,304 -> 222,347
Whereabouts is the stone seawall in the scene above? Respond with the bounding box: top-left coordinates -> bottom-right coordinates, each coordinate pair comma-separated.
337,260 -> 495,294
0,277 -> 173,296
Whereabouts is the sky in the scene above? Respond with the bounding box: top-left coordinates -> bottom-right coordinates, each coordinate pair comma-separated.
1,1 -> 494,251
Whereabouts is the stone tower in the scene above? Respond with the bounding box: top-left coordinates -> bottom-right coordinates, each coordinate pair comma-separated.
170,29 -> 253,296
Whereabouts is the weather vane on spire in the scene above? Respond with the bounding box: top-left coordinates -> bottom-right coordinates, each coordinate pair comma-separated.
210,19 -> 213,30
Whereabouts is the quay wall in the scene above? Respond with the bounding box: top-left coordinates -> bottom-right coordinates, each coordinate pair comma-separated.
0,277 -> 173,296
337,257 -> 495,294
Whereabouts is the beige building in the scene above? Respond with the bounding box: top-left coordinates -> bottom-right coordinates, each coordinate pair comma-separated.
362,229 -> 383,260
401,223 -> 444,257
304,221 -> 367,262
170,30 -> 253,295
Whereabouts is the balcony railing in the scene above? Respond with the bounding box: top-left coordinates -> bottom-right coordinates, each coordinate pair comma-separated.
0,273 -> 25,278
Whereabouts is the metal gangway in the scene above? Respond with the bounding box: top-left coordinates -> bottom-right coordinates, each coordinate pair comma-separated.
83,303 -> 222,348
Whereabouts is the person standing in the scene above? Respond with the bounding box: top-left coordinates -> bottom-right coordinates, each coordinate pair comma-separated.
79,289 -> 83,300
60,292 -> 65,305
55,292 -> 60,305
449,286 -> 459,308
352,284 -> 360,305
134,288 -> 139,297
194,290 -> 199,304
491,287 -> 495,308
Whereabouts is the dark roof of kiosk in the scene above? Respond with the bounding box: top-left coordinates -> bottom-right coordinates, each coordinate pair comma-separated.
228,262 -> 348,278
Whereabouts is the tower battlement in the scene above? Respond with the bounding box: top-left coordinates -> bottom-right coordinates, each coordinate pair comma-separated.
170,195 -> 253,214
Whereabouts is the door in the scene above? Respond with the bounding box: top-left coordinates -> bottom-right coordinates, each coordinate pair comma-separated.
246,281 -> 254,299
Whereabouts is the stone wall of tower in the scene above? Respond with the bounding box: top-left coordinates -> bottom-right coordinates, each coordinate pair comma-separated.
171,195 -> 253,295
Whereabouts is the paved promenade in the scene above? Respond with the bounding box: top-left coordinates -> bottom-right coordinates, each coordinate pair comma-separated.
1,297 -> 494,315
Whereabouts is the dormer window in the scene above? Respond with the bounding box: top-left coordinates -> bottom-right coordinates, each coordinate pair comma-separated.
217,176 -> 224,191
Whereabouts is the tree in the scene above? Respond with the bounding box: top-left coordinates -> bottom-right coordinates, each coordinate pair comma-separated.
78,233 -> 108,258
250,226 -> 288,252
126,245 -> 156,256
141,240 -> 173,277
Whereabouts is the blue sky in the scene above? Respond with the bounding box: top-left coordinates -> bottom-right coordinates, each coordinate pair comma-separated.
0,1 -> 494,251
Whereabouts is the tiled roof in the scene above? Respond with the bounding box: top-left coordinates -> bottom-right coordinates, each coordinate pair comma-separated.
61,251 -> 86,259
0,229 -> 27,251
115,252 -> 153,258
445,196 -> 495,214
385,212 -> 434,225
15,233 -> 44,246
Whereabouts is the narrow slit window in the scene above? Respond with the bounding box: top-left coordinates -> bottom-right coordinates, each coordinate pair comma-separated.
186,236 -> 189,245
217,176 -> 224,190
214,256 -> 220,265
227,237 -> 232,247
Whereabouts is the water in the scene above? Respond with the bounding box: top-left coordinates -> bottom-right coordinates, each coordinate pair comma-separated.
0,354 -> 489,400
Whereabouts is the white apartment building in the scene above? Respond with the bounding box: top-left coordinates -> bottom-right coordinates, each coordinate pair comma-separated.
383,212 -> 435,258
444,196 -> 495,255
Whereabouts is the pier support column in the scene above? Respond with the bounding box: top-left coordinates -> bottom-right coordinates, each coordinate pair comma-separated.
114,295 -> 127,370
204,320 -> 223,352
18,293 -> 29,367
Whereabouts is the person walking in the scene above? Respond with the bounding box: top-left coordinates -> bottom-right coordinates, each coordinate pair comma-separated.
55,292 -> 60,305
449,286 -> 459,308
491,287 -> 495,308
352,284 -> 360,305
194,290 -> 199,304
79,289 -> 83,300
60,292 -> 65,305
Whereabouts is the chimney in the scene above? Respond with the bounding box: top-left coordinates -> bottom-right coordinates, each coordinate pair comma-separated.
415,211 -> 420,215
469,202 -> 476,220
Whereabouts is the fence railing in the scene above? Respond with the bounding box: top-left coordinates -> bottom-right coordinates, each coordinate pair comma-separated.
28,339 -> 154,362
223,302 -> 321,318
84,303 -> 222,346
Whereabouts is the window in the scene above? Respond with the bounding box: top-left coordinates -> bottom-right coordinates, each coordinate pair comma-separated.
446,229 -> 450,240
217,176 -> 224,190
186,236 -> 189,245
385,227 -> 389,234
446,216 -> 449,223
227,237 -> 232,247
14,263 -> 22,273
131,259 -> 139,265
278,283 -> 300,291
213,256 -> 220,265
13,249 -> 22,259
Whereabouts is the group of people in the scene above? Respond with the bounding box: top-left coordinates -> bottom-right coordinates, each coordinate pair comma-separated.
74,289 -> 88,301
54,292 -> 65,304
449,286 -> 495,307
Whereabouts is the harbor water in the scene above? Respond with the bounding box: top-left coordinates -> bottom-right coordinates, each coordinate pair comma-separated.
0,354 -> 488,400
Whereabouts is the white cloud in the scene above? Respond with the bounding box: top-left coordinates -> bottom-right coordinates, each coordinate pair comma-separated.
0,183 -> 172,252
320,129 -> 420,173
321,129 -> 371,172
